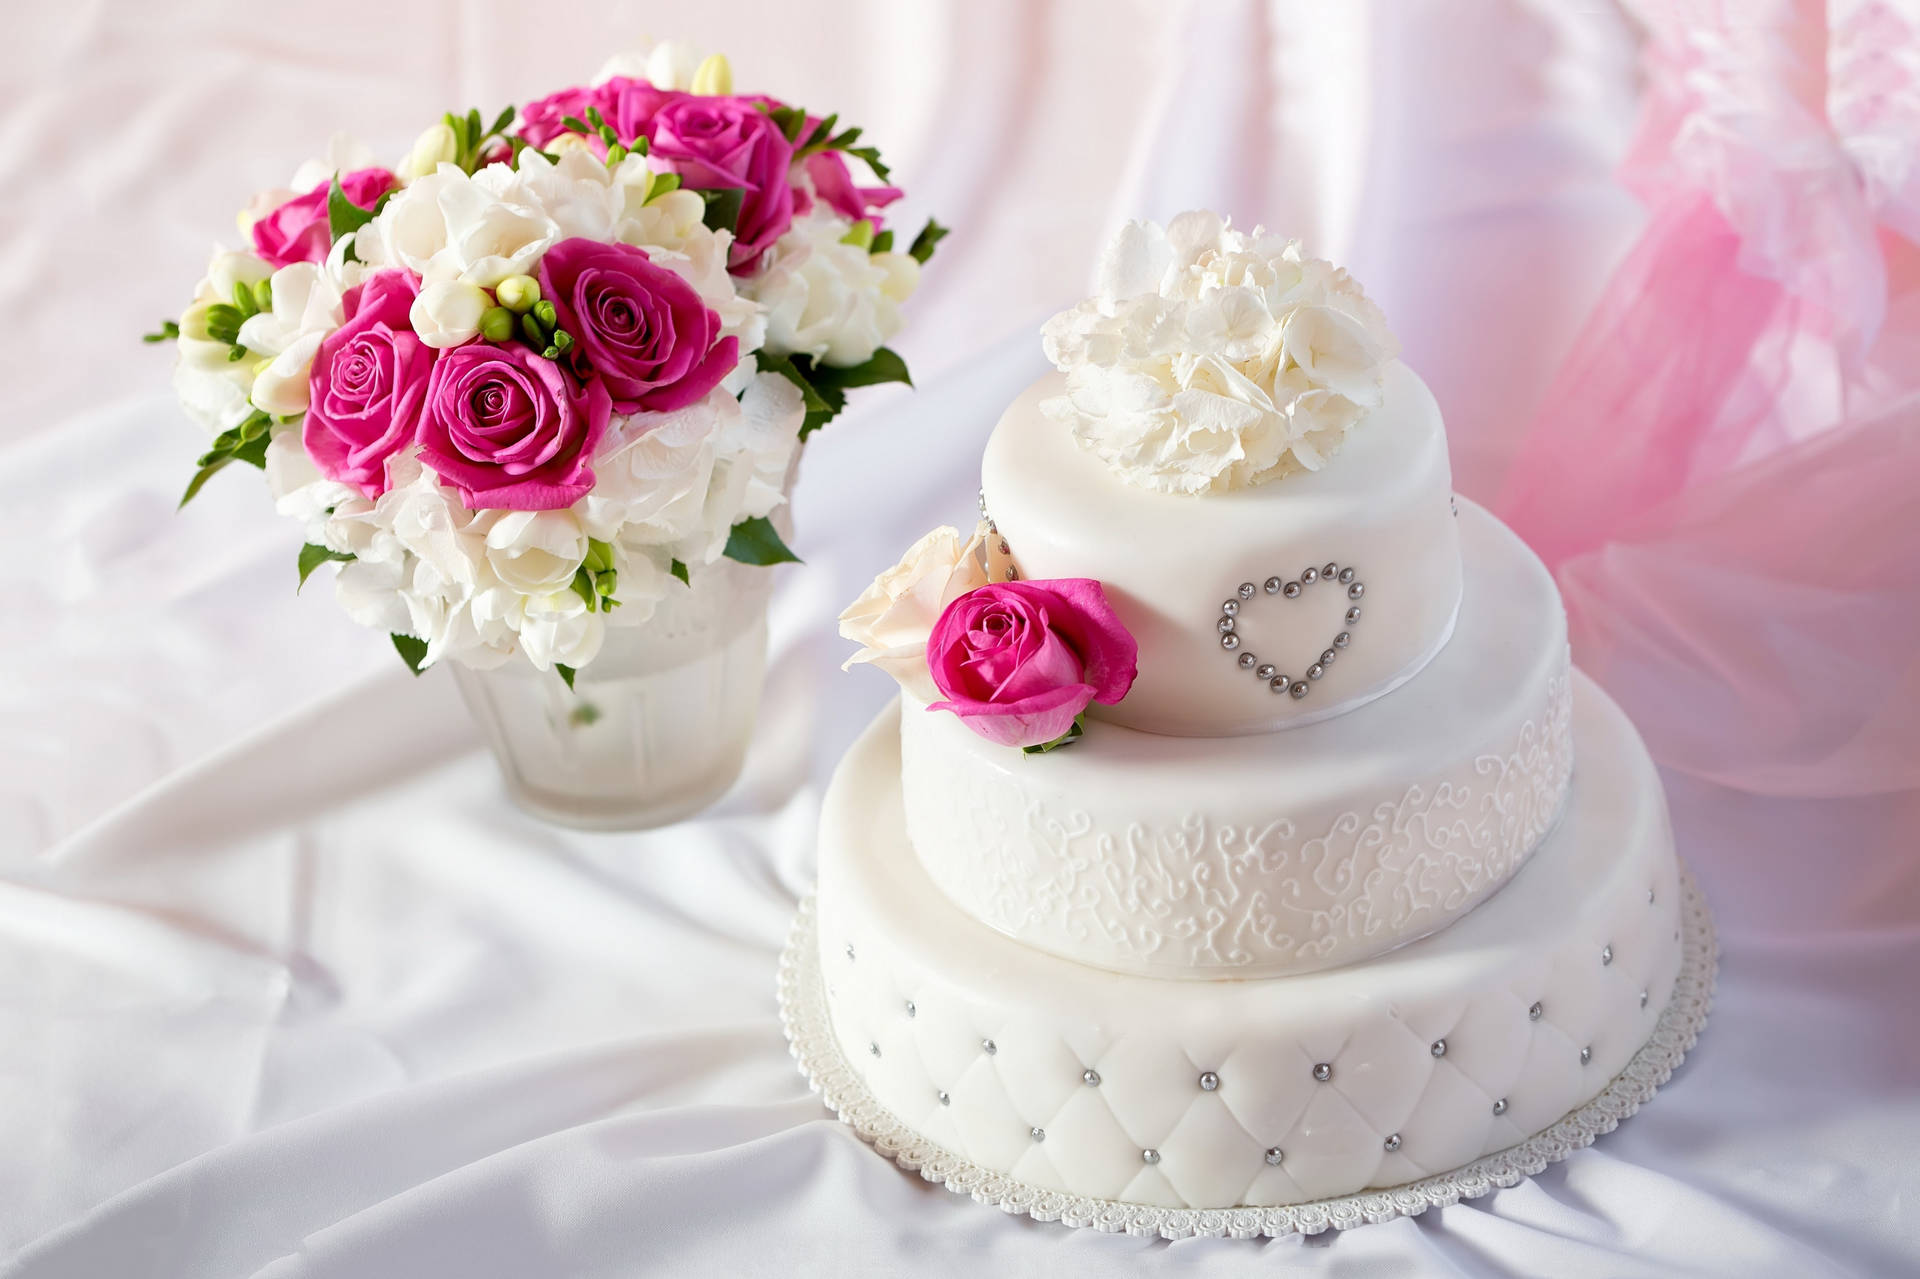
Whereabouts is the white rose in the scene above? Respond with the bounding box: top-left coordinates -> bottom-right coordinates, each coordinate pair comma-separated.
398,122 -> 458,182
484,510 -> 589,594
745,211 -> 906,367
839,525 -> 992,703
409,279 -> 492,349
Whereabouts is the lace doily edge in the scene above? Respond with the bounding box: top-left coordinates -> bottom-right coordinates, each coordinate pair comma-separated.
776,864 -> 1718,1240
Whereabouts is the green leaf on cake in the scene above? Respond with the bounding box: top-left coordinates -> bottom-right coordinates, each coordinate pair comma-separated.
723,516 -> 801,567
1021,713 -> 1087,755
699,187 -> 745,235
391,633 -> 429,675
297,543 -> 355,592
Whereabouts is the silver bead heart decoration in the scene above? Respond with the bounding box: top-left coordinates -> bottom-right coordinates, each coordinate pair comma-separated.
1215,564 -> 1364,702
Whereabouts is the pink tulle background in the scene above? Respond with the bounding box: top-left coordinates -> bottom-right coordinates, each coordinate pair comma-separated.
1499,0 -> 1920,797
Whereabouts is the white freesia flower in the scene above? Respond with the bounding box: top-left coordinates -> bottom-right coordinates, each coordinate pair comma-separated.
744,209 -> 917,367
409,279 -> 492,349
290,133 -> 380,193
512,587 -> 606,671
358,164 -> 557,288
238,262 -> 346,414
397,122 -> 458,182
596,39 -> 703,90
477,149 -> 623,244
484,510 -> 589,595
1041,210 -> 1398,493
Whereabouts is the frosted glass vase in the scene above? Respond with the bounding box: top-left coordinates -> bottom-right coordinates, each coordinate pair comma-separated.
452,555 -> 776,830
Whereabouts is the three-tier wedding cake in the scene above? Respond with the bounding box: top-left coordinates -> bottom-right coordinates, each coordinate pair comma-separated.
780,212 -> 1714,1237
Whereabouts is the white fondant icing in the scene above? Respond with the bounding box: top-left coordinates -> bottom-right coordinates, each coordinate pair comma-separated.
814,676 -> 1685,1210
981,361 -> 1461,736
900,502 -> 1572,979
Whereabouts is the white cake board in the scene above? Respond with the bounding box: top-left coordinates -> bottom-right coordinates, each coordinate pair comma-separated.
777,866 -> 1717,1239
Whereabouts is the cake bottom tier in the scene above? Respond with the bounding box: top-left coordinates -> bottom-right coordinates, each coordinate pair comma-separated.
796,676 -> 1707,1217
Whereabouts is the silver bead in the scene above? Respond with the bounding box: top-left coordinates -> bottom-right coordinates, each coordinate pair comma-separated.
998,540 -> 1011,556
1339,567 -> 1356,584
1492,1098 -> 1508,1116
905,1000 -> 916,1018
1218,615 -> 1236,633
1222,599 -> 1240,617
1346,606 -> 1362,623
1238,582 -> 1256,600
1005,565 -> 1019,581
1323,562 -> 1339,580
1640,989 -> 1650,1008
1270,676 -> 1290,693
1529,1001 -> 1543,1021
1221,633 -> 1240,651
1265,1147 -> 1285,1166
982,1038 -> 996,1055
1083,1068 -> 1101,1087
1348,582 -> 1365,600
1142,1149 -> 1160,1165
1431,1038 -> 1447,1058
1257,664 -> 1276,681
1198,1070 -> 1219,1092
1307,663 -> 1325,680
1265,576 -> 1284,594
1290,681 -> 1309,699
938,1090 -> 950,1105
1031,1126 -> 1046,1143
1238,652 -> 1257,669
1313,1062 -> 1332,1082
1282,581 -> 1302,599
1333,631 -> 1351,648
1320,649 -> 1337,665
1301,567 -> 1319,584
869,1042 -> 881,1057
1601,945 -> 1614,966
1384,1133 -> 1402,1152
1580,1045 -> 1592,1065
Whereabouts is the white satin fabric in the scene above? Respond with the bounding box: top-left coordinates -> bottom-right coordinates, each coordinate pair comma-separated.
3,2 -> 1916,1275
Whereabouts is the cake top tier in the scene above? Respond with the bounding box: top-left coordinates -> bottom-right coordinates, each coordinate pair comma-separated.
1040,211 -> 1398,496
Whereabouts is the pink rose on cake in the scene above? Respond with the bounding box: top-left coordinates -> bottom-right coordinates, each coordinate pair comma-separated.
538,238 -> 739,413
252,168 -> 396,269
926,580 -> 1138,751
839,526 -> 993,703
415,343 -> 611,510
304,270 -> 433,499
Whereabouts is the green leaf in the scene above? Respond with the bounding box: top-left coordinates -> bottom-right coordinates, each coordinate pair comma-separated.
569,567 -> 599,612
699,186 -> 745,235
555,663 -> 577,691
908,218 -> 949,265
490,104 -> 517,136
297,543 -> 355,592
391,633 -> 429,675
1021,713 -> 1087,755
869,229 -> 894,254
723,516 -> 801,567
669,559 -> 691,587
646,171 -> 682,201
810,347 -> 912,393
177,458 -> 229,509
755,351 -> 832,413
231,430 -> 272,469
327,175 -> 380,244
142,319 -> 180,344
845,145 -> 891,181
560,114 -> 593,136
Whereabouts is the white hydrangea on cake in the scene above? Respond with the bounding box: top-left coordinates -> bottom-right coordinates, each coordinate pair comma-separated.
149,42 -> 948,680
1041,210 -> 1398,495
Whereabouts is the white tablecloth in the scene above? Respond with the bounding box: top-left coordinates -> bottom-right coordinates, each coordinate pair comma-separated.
4,2 -> 1917,1275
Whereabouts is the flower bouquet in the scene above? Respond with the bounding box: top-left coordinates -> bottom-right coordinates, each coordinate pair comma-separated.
149,44 -> 946,827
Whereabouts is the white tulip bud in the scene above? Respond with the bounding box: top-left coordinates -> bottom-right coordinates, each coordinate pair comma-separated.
398,122 -> 459,181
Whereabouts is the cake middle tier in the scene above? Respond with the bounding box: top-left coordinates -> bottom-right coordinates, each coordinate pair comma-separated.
900,499 -> 1569,979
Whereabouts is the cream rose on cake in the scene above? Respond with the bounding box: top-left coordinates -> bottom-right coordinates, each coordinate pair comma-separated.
1041,210 -> 1399,495
151,48 -> 947,679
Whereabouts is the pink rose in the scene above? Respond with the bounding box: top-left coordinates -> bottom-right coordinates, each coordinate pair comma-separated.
303,270 -> 433,498
644,93 -> 797,271
927,580 -> 1139,749
538,238 -> 738,414
801,150 -> 902,228
518,82 -> 624,150
415,342 -> 611,511
251,168 -> 396,270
